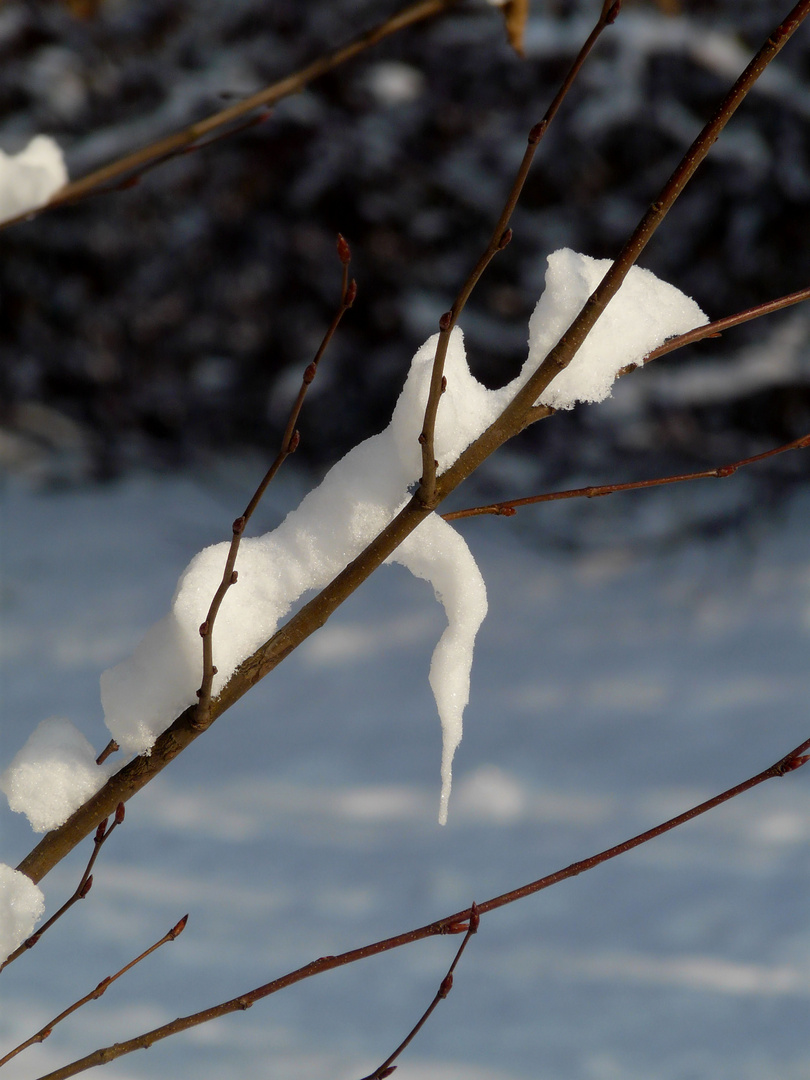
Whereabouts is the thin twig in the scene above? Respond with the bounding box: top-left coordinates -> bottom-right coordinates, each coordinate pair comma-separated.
0,805 -> 125,974
193,237 -> 356,730
417,0 -> 622,507
29,738 -> 810,1080
15,0 -> 809,892
0,0 -> 463,234
434,0 -> 810,492
357,903 -> 480,1080
443,431 -> 810,521
0,915 -> 187,1069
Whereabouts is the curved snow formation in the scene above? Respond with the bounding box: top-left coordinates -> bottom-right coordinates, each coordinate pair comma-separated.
101,249 -> 706,821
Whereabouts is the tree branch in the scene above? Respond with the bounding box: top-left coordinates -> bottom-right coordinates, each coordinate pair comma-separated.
15,0 -> 810,891
0,0 -> 464,234
417,0 -> 623,507
0,915 -> 187,1069
30,737 -> 809,1080
443,431 -> 810,521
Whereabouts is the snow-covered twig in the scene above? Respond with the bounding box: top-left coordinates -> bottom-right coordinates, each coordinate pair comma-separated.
0,805 -> 124,975
26,737 -> 810,1080
444,431 -> 810,521
13,0 -> 809,891
357,902 -> 480,1080
0,914 -> 187,1069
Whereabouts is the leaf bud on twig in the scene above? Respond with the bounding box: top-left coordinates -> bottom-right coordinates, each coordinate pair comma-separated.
439,311 -> 453,331
170,914 -> 189,938
336,233 -> 351,264
115,802 -> 126,825
80,875 -> 93,898
346,278 -> 358,306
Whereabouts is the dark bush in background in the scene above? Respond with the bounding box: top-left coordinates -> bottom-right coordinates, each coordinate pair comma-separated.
1,0 -> 808,493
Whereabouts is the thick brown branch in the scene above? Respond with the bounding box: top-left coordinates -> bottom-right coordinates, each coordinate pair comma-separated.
31,739 -> 810,1080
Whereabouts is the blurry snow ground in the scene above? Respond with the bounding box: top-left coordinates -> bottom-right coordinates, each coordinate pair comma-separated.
1,463 -> 810,1080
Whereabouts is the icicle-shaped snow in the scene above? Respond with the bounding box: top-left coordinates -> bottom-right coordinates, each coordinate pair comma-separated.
100,249 -> 707,821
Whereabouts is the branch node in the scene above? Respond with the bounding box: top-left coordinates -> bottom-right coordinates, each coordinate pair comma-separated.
438,310 -> 453,332
498,227 -> 513,249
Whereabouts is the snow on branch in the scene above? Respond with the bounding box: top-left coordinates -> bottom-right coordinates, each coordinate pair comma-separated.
0,136 -> 67,224
0,865 -> 44,965
97,249 -> 704,824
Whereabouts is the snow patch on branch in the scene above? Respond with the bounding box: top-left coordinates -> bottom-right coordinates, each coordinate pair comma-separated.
0,718 -> 109,833
0,135 -> 67,223
0,865 -> 44,964
98,249 -> 705,822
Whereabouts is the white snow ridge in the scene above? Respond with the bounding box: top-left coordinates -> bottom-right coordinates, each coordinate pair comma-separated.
100,250 -> 706,822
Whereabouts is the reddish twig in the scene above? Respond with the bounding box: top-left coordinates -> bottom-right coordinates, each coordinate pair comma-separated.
357,903 -> 480,1080
443,431 -> 810,521
0,804 -> 125,975
417,0 -> 622,507
29,737 -> 809,1080
0,915 -> 187,1069
0,0 -> 462,234
193,237 -> 356,730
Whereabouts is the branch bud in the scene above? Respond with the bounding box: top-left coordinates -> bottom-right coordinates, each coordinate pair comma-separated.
80,875 -> 93,898
232,515 -> 246,536
498,228 -> 513,250
345,278 -> 358,306
528,120 -> 546,144
115,802 -> 126,825
170,914 -> 189,938
95,818 -> 108,842
439,311 -> 453,332
230,570 -> 239,585
336,233 -> 351,264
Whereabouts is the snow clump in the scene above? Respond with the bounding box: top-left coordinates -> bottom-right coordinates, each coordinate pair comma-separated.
1,718 -> 109,833
0,865 -> 45,964
100,249 -> 706,822
0,135 -> 67,223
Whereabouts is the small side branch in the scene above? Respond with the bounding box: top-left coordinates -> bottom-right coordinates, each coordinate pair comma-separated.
193,237 -> 356,731
416,0 -> 623,506
0,805 -> 125,974
443,432 -> 810,521
30,738 -> 809,1080
357,903 -> 480,1080
0,915 -> 187,1069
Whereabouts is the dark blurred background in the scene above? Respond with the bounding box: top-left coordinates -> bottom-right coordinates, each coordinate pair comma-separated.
0,0 -> 808,510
